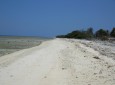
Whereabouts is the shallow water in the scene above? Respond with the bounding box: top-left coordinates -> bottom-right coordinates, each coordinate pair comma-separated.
0,36 -> 51,56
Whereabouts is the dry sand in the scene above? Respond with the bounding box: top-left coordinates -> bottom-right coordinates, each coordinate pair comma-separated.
0,38 -> 115,85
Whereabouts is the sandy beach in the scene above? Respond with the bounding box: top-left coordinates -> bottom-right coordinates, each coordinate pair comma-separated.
0,38 -> 115,85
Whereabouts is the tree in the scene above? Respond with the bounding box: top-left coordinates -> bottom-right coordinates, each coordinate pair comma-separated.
56,35 -> 65,38
64,30 -> 83,38
106,30 -> 110,37
95,29 -> 108,37
87,27 -> 93,35
86,27 -> 94,38
110,28 -> 115,37
57,29 -> 92,39
95,29 -> 108,40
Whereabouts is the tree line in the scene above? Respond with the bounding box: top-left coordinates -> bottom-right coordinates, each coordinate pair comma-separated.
56,27 -> 115,40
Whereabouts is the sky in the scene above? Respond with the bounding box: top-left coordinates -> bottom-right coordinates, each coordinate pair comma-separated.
0,0 -> 115,37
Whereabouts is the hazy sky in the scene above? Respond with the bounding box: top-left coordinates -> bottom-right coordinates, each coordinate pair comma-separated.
0,0 -> 115,37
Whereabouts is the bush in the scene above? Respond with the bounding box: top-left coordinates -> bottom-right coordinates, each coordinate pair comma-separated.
56,29 -> 94,39
56,27 -> 115,41
110,28 -> 115,37
95,29 -> 109,40
56,35 -> 65,38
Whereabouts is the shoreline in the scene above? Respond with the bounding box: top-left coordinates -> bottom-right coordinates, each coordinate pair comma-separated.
0,36 -> 50,57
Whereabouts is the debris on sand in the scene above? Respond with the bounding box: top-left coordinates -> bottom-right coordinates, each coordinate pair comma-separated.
93,56 -> 100,59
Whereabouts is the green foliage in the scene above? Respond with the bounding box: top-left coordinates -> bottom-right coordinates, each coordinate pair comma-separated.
110,28 -> 115,37
95,29 -> 109,40
86,27 -> 94,39
56,28 -> 94,39
96,29 -> 108,37
65,30 -> 86,39
56,35 -> 65,38
56,27 -> 115,40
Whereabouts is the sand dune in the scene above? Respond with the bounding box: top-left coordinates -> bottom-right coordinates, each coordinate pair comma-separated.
0,38 -> 115,85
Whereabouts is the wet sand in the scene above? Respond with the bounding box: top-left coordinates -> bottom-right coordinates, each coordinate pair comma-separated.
0,36 -> 49,56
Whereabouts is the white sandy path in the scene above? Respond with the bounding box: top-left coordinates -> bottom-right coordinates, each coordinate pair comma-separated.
0,39 -> 115,85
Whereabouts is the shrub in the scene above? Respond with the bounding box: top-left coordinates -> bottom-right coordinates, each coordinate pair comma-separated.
110,28 -> 115,37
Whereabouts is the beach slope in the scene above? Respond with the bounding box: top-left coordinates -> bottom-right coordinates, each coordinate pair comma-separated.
0,38 -> 115,85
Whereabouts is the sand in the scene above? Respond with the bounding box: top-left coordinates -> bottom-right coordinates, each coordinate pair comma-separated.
0,38 -> 115,85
